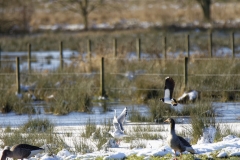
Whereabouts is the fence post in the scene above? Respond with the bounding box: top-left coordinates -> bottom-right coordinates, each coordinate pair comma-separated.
16,57 -> 20,94
113,38 -> 117,58
208,32 -> 212,58
59,41 -> 63,69
136,38 -> 141,61
28,43 -> 31,73
163,36 -> 167,59
231,32 -> 235,58
184,57 -> 188,89
100,57 -> 106,98
186,34 -> 190,58
87,39 -> 91,61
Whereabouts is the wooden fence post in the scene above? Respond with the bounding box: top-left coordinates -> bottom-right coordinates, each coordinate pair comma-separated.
16,57 -> 20,94
231,32 -> 235,58
136,38 -> 141,61
100,57 -> 106,97
113,38 -> 117,58
59,41 -> 63,69
87,39 -> 91,61
186,34 -> 190,57
28,43 -> 31,73
208,32 -> 212,58
184,57 -> 188,89
163,36 -> 167,59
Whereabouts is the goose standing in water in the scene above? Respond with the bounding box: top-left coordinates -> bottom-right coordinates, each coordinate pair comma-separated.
109,107 -> 128,144
1,144 -> 44,160
164,118 -> 195,159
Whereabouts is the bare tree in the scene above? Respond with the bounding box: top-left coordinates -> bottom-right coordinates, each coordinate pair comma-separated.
0,0 -> 34,33
54,0 -> 103,31
196,0 -> 211,22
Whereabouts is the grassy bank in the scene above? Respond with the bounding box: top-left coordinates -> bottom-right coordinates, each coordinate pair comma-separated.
0,51 -> 240,115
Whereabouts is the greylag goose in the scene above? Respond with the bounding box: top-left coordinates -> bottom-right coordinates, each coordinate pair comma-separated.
109,107 -> 128,144
164,118 -> 195,159
1,144 -> 44,160
160,77 -> 178,106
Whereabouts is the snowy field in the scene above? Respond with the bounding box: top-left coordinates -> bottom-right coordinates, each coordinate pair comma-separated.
0,103 -> 240,159
1,124 -> 240,160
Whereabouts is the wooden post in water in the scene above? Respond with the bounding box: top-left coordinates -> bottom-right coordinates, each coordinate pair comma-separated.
28,43 -> 31,73
231,32 -> 235,58
186,34 -> 190,58
100,57 -> 106,98
136,38 -> 141,61
59,41 -> 63,70
163,36 -> 167,59
113,38 -> 117,58
87,39 -> 91,61
16,57 -> 20,94
184,57 -> 188,89
208,32 -> 212,58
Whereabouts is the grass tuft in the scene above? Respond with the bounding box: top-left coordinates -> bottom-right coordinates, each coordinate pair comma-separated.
21,118 -> 54,132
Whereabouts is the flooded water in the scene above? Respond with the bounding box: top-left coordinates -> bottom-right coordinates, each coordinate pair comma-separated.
172,102 -> 240,124
0,102 -> 149,127
0,102 -> 239,127
213,102 -> 240,123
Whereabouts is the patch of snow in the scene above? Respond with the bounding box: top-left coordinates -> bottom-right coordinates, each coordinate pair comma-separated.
217,151 -> 228,158
197,126 -> 216,144
63,24 -> 84,31
103,152 -> 126,160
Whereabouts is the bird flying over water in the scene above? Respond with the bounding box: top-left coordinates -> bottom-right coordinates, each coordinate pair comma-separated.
160,77 -> 178,106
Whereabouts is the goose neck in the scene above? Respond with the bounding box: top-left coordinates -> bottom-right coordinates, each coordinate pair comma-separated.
169,121 -> 175,134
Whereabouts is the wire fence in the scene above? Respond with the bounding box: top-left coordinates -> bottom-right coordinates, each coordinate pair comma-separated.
0,32 -> 240,103
0,57 -> 239,102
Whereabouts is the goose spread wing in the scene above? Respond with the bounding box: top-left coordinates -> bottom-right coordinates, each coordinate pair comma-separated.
164,89 -> 171,99
113,120 -> 123,133
177,92 -> 188,101
164,77 -> 175,99
117,107 -> 127,131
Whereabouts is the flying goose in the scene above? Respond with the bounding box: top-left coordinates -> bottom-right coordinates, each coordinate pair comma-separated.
1,144 -> 44,160
109,107 -> 128,144
164,118 -> 195,159
160,77 -> 178,106
177,90 -> 200,104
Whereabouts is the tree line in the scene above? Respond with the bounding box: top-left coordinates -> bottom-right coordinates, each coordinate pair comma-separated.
0,0 -> 212,34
